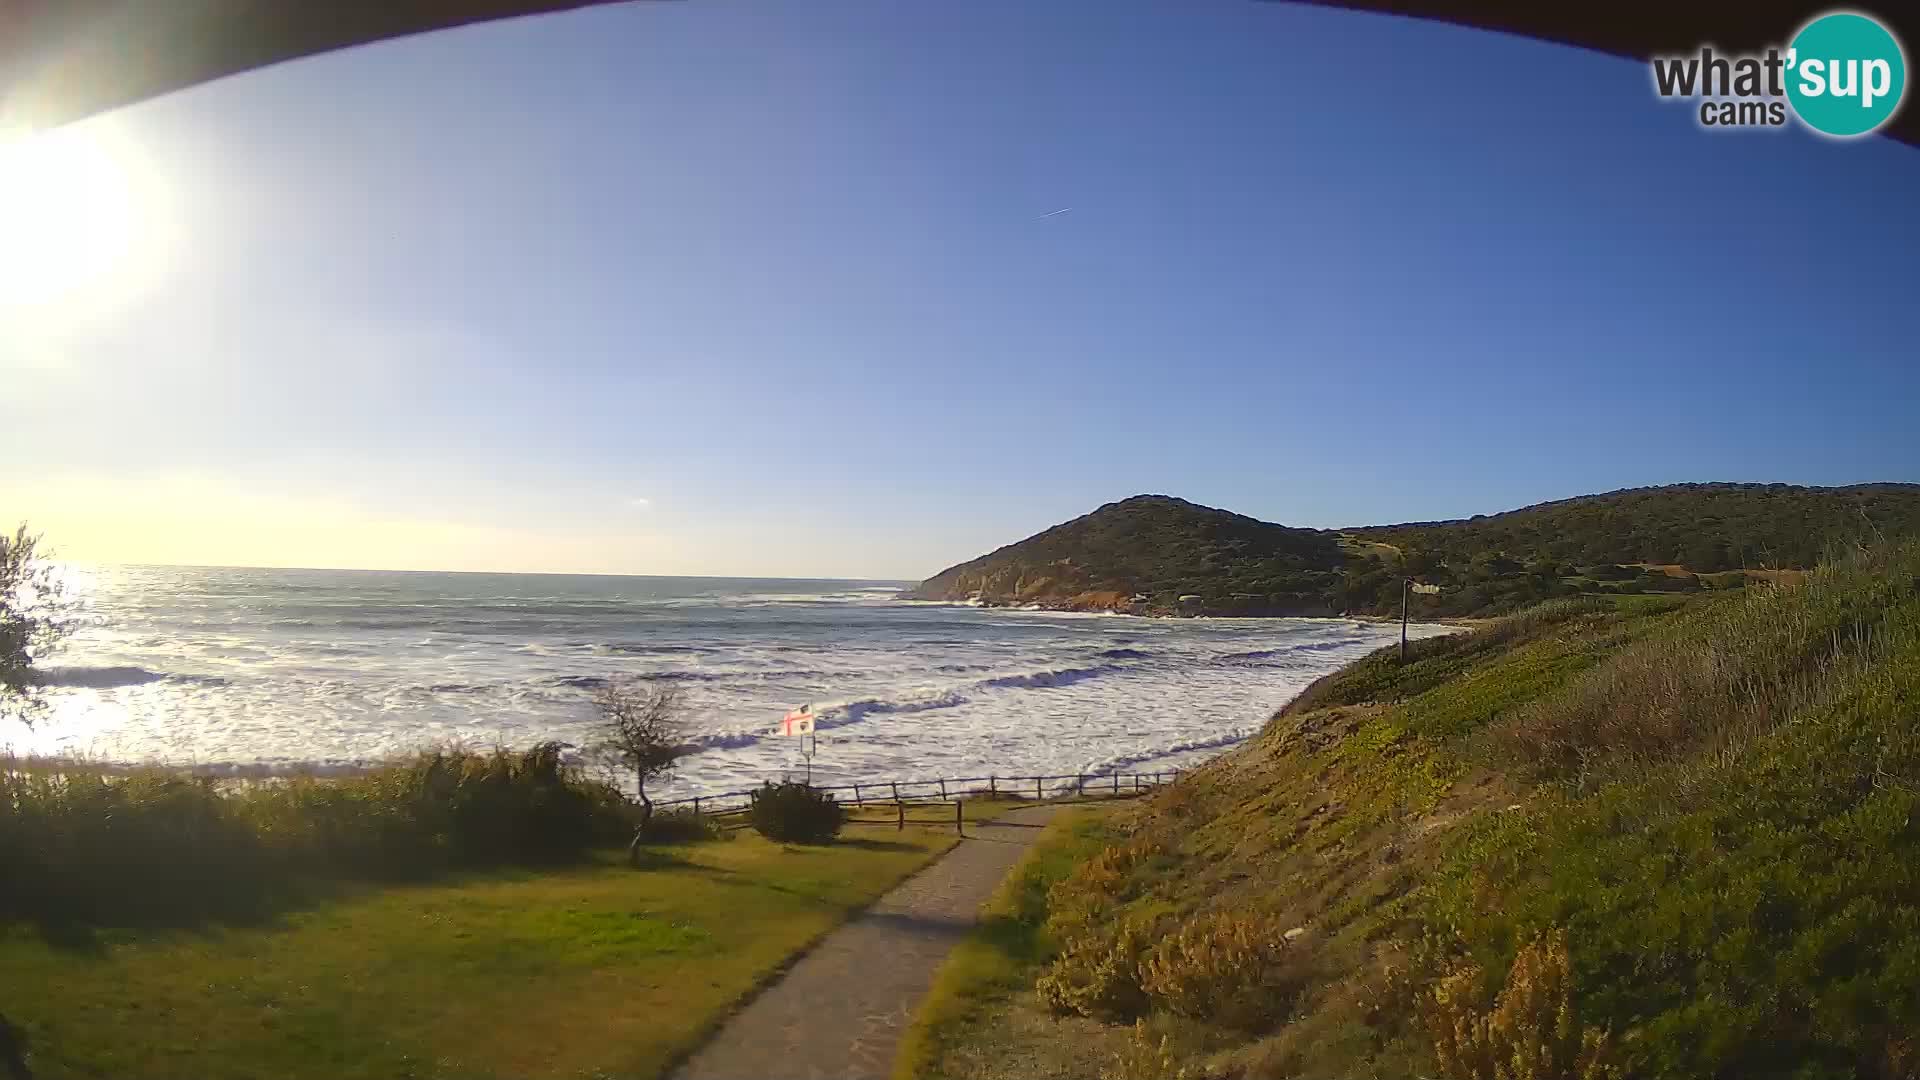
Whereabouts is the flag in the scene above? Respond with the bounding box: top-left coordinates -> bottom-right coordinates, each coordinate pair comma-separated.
781,705 -> 816,736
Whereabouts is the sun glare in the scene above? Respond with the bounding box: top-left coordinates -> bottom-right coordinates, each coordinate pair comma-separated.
0,124 -> 160,316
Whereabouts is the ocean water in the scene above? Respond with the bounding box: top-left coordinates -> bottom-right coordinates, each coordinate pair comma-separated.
14,566 -> 1455,799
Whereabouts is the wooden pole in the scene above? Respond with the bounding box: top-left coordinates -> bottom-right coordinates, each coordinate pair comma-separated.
891,780 -> 901,801
897,800 -> 905,831
989,775 -> 997,795
692,796 -> 702,816
1036,776 -> 1043,801
1113,772 -> 1120,794
852,783 -> 862,805
938,778 -> 947,798
955,799 -> 963,836
1400,577 -> 1410,664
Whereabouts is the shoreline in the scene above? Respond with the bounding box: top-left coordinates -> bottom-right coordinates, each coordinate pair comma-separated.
907,594 -> 1481,630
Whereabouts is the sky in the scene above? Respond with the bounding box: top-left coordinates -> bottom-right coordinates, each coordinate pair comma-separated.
2,0 -> 1917,580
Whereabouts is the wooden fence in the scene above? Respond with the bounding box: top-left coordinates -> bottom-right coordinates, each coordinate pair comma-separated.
657,769 -> 1182,834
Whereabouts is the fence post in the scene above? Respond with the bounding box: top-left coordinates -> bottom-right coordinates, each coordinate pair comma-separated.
897,800 -> 905,831
939,778 -> 947,798
693,796 -> 702,816
891,780 -> 901,801
989,775 -> 997,795
1113,772 -> 1120,794
955,799 -> 963,836
1036,776 -> 1043,801
853,783 -> 862,805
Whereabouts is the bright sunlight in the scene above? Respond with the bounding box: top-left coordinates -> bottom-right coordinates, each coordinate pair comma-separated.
0,123 -> 161,316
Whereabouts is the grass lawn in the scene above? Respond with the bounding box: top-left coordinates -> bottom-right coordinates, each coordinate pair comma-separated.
891,808 -> 1116,1080
4,828 -> 960,1080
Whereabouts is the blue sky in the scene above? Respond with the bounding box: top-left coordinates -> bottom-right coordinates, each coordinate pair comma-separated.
3,0 -> 1916,578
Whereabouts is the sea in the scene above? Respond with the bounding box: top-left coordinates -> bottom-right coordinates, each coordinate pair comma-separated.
12,566 -> 1456,800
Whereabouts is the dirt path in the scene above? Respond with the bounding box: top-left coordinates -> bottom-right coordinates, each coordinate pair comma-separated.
670,805 -> 1059,1080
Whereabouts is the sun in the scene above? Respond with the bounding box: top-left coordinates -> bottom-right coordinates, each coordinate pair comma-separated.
0,123 -> 158,316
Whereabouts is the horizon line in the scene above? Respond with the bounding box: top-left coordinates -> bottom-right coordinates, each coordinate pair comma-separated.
61,560 -> 919,584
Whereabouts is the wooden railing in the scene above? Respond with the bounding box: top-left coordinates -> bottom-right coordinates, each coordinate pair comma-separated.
656,769 -> 1182,834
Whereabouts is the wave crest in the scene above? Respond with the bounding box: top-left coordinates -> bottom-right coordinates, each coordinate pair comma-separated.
979,662 -> 1130,690
37,665 -> 169,689
684,689 -> 971,753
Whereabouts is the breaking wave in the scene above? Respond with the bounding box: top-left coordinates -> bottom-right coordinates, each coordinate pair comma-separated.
1081,730 -> 1256,775
686,689 -> 971,752
1213,638 -> 1372,664
979,662 -> 1132,690
34,666 -> 226,689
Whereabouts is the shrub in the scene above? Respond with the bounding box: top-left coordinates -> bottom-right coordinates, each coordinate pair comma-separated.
639,807 -> 722,844
0,743 -> 632,925
0,768 -> 270,923
1139,909 -> 1308,1032
1418,931 -> 1617,1080
1045,834 -> 1167,927
1102,1020 -> 1197,1080
748,782 -> 845,844
1037,916 -> 1153,1020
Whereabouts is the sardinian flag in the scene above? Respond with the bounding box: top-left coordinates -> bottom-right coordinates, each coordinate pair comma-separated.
780,705 -> 816,736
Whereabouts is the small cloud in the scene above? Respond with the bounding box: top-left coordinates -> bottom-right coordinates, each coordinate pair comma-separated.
628,497 -> 652,509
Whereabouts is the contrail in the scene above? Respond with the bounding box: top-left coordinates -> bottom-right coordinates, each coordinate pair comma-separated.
1039,207 -> 1073,219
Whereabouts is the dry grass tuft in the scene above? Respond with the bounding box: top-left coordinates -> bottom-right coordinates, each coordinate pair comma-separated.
1418,930 -> 1618,1080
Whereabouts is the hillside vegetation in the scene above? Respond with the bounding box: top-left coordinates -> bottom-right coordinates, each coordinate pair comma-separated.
914,543 -> 1920,1080
908,484 -> 1920,618
907,495 -> 1346,615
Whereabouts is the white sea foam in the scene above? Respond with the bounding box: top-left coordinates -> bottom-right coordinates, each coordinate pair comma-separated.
11,566 -> 1457,798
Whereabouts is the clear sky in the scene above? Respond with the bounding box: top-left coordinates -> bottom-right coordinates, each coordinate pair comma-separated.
3,0 -> 1916,579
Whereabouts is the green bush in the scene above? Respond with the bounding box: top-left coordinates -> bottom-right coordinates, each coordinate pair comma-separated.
639,807 -> 723,844
748,782 -> 845,844
0,743 -> 632,925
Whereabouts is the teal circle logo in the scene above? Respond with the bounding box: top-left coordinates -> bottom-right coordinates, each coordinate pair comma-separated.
1786,12 -> 1907,137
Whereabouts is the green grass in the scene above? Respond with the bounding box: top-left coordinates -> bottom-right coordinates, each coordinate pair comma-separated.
3,829 -> 960,1080
891,809 -> 1114,1080
957,542 -> 1920,1080
1424,543 -> 1920,1078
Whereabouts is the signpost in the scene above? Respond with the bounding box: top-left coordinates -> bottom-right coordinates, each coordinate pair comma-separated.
1402,580 -> 1441,662
781,705 -> 818,784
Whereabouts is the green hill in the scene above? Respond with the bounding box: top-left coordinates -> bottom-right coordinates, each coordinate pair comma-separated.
903,495 -> 1347,616
1360,482 -> 1920,570
912,543 -> 1920,1080
908,484 -> 1920,618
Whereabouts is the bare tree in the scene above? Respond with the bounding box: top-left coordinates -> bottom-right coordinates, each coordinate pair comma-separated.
590,677 -> 688,862
2,524 -> 77,726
